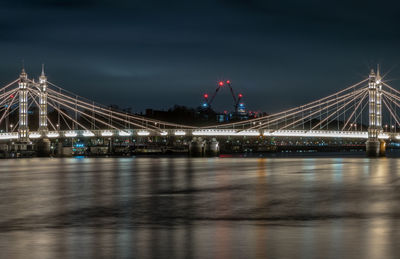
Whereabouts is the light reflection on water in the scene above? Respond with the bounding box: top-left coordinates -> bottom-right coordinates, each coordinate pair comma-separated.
0,157 -> 399,259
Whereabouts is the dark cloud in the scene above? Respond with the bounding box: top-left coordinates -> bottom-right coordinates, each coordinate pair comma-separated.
0,0 -> 399,112
4,0 -> 102,9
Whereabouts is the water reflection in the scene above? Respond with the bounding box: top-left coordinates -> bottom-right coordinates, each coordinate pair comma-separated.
0,157 -> 399,259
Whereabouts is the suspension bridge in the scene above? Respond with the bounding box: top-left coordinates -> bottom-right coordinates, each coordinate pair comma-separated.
0,65 -> 399,156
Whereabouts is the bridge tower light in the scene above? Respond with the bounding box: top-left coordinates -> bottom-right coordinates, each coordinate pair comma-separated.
18,67 -> 29,142
38,64 -> 48,133
375,66 -> 382,129
366,65 -> 384,156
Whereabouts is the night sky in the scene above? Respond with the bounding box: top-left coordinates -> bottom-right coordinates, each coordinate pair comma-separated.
1,0 -> 400,113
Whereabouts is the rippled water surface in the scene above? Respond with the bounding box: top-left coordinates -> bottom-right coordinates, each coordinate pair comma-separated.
0,157 -> 399,259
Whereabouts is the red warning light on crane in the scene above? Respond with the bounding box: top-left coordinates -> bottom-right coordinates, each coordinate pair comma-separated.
204,93 -> 209,99
238,93 -> 243,98
226,80 -> 230,84
218,81 -> 224,86
10,94 -> 14,98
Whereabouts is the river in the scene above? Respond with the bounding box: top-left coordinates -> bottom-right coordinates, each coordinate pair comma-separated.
0,156 -> 399,259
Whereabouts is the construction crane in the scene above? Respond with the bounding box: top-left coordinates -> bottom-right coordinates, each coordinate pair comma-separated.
201,80 -> 245,114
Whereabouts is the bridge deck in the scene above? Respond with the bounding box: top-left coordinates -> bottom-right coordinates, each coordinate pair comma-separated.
0,129 -> 397,140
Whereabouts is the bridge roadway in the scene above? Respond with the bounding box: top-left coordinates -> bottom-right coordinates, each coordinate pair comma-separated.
0,129 -> 397,140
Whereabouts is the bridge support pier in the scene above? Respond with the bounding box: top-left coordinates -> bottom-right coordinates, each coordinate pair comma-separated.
366,140 -> 380,157
205,138 -> 220,156
189,137 -> 205,156
189,137 -> 219,157
36,138 -> 51,157
366,140 -> 386,157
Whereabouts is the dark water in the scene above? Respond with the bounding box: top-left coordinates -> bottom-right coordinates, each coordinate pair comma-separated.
0,157 -> 399,259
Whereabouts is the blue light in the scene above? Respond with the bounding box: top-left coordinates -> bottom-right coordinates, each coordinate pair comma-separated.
74,143 -> 85,148
202,103 -> 208,107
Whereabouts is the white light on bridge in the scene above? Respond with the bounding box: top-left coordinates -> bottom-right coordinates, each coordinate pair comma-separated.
237,130 -> 260,136
83,131 -> 95,137
192,129 -> 260,136
47,132 -> 59,138
101,131 -> 113,137
65,131 -> 77,137
263,130 -> 368,139
160,131 -> 168,136
29,133 -> 41,138
119,131 -> 132,136
175,131 -> 186,136
378,133 -> 390,139
137,131 -> 150,136
0,133 -> 19,140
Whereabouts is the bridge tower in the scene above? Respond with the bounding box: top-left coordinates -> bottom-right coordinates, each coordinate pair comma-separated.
18,68 -> 29,142
366,67 -> 385,156
38,65 -> 48,133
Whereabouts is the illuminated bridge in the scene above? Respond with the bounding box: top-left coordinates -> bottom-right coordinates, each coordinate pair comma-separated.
0,65 -> 400,156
